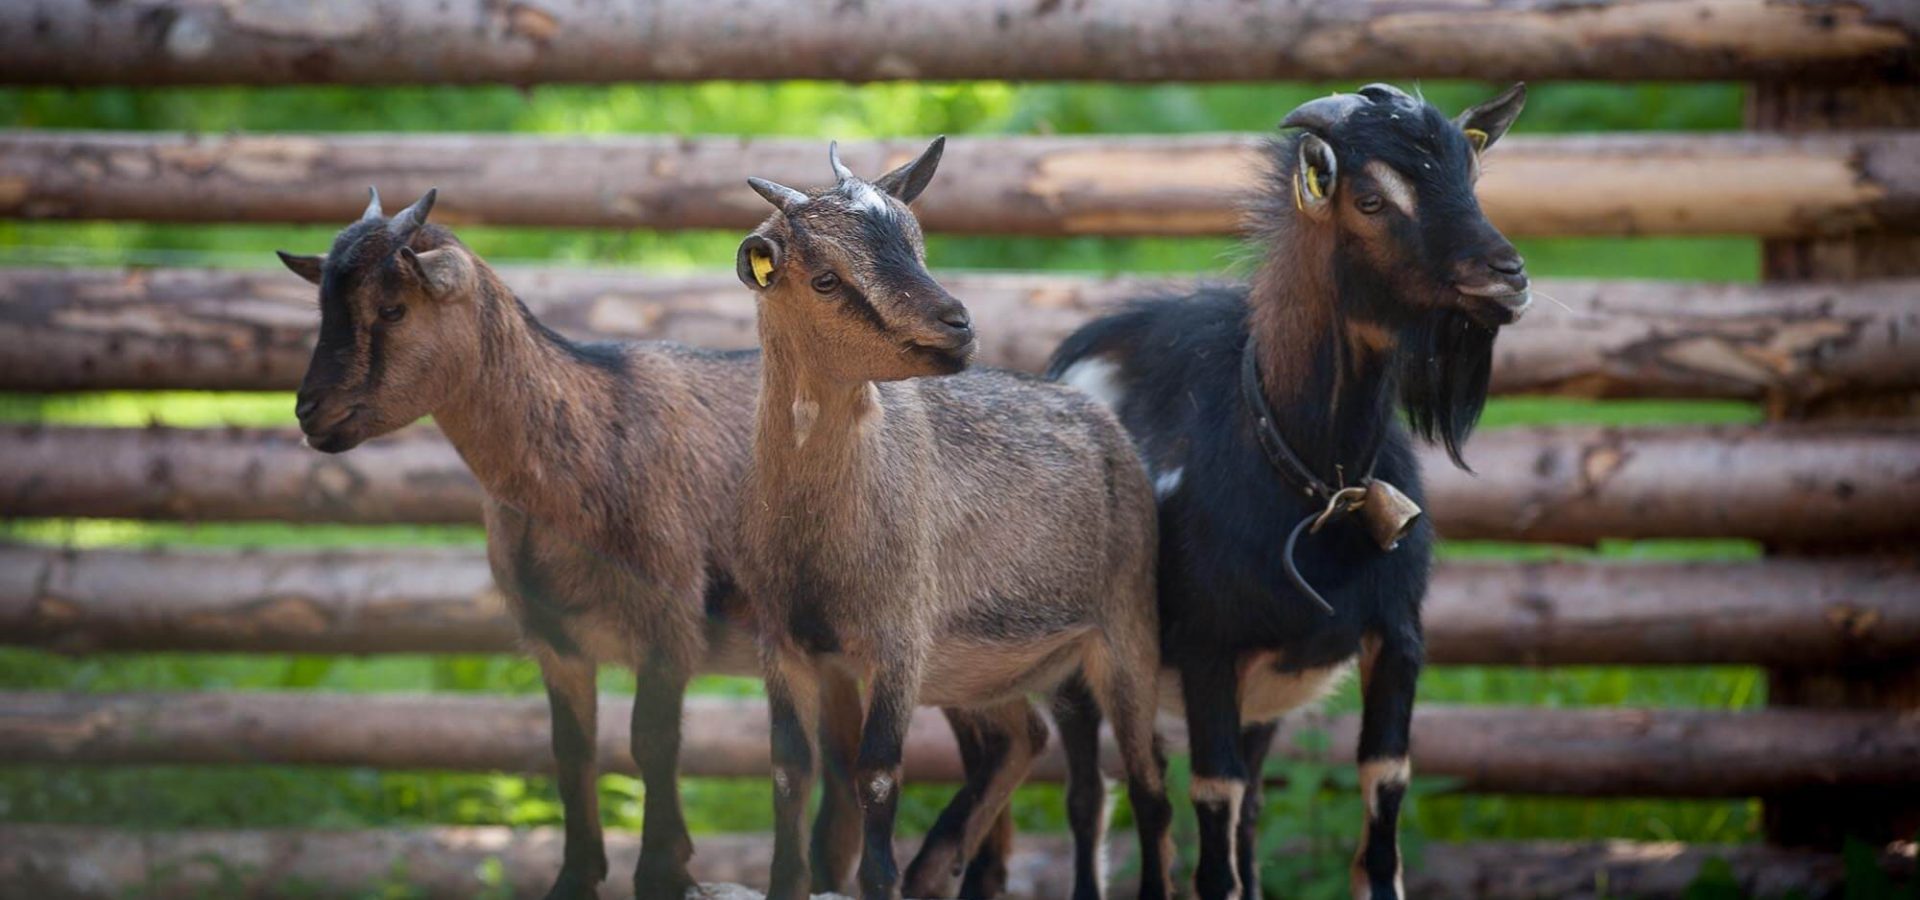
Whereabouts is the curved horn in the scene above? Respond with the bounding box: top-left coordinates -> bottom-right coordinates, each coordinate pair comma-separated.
828,141 -> 856,184
361,187 -> 383,221
1281,92 -> 1367,134
387,188 -> 437,240
748,176 -> 808,212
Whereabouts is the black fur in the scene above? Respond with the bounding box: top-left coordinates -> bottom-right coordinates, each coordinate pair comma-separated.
1048,84 -> 1520,900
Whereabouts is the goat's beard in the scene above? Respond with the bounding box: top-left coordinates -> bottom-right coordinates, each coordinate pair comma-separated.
1400,308 -> 1498,471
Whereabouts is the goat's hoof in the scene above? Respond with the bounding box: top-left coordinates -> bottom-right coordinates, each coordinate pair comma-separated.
542,867 -> 605,900
633,858 -> 697,900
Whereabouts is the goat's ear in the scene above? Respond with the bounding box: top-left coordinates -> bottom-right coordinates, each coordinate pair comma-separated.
1456,83 -> 1526,154
399,246 -> 474,300
873,136 -> 945,205
277,251 -> 325,286
1294,134 -> 1338,219
736,233 -> 784,291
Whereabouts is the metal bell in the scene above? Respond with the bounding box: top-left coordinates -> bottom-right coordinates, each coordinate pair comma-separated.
1360,479 -> 1422,551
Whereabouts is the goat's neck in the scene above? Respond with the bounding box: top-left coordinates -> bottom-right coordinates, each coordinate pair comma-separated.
1248,241 -> 1400,488
430,269 -> 619,517
750,303 -> 882,499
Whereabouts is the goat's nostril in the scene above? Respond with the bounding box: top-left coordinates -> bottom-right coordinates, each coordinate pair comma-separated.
1489,255 -> 1526,276
939,309 -> 972,331
294,396 -> 319,420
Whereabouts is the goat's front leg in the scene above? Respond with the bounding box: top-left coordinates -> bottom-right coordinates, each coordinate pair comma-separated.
538,650 -> 608,900
1181,656 -> 1248,900
854,660 -> 924,900
811,667 -> 866,894
1235,719 -> 1280,899
1353,629 -> 1421,900
630,655 -> 695,900
765,647 -> 823,900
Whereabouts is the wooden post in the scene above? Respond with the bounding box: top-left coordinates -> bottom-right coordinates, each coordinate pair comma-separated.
1750,79 -> 1920,847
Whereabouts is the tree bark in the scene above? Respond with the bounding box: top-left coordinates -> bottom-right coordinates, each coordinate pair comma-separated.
0,826 -> 1909,900
4,130 -> 1918,237
1752,75 -> 1920,848
6,422 -> 1916,544
6,266 -> 1918,404
1,691 -> 1915,796
4,545 -> 1916,667
1,0 -> 1914,85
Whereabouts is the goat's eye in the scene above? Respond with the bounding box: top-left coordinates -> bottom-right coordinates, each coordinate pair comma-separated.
1356,194 -> 1386,215
378,304 -> 407,323
811,272 -> 840,294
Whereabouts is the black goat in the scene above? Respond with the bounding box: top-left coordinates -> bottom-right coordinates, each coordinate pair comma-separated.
1048,82 -> 1530,900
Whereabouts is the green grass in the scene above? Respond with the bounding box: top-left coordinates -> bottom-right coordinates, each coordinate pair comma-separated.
0,79 -> 1800,896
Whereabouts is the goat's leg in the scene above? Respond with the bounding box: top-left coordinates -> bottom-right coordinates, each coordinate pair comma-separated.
1352,631 -> 1420,900
1180,658 -> 1248,900
1051,676 -> 1111,900
630,656 -> 695,900
812,667 -> 866,894
854,662 -> 924,900
902,708 -> 988,896
903,700 -> 1043,897
1099,659 -> 1174,900
959,800 -> 1018,899
538,651 -> 608,900
765,648 -> 823,900
959,702 -> 1044,900
1234,719 -> 1280,899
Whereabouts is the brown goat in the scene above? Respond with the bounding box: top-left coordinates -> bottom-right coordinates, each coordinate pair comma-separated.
279,191 -> 914,899
735,140 -> 1175,900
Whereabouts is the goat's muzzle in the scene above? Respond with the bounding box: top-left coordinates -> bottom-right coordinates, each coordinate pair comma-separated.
1456,278 -> 1532,326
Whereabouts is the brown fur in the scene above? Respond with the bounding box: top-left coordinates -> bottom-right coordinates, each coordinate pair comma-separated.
281,198 -> 872,900
737,145 -> 1174,900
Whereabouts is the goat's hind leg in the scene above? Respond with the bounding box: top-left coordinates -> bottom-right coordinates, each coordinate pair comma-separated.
630,654 -> 696,900
812,668 -> 866,894
537,649 -> 609,900
902,700 -> 1045,898
1089,651 -> 1175,900
765,647 -> 824,900
1051,676 -> 1112,900
1234,719 -> 1280,899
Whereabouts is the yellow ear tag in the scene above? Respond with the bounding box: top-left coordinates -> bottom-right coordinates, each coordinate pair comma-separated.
1304,166 -> 1325,199
750,249 -> 774,287
1464,128 -> 1489,153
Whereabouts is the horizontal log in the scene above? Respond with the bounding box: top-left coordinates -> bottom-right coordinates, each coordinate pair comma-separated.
2,827 -> 1911,900
4,423 -> 1916,544
5,130 -> 1920,238
3,691 -> 1917,797
3,0 -> 1914,84
6,266 -> 1919,402
5,545 -> 1916,667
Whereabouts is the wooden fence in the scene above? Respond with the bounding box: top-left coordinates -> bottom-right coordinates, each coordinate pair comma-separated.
1,1 -> 1917,896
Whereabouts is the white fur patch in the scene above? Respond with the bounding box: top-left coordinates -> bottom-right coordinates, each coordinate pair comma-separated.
868,773 -> 894,803
1154,467 -> 1183,499
1365,161 -> 1417,217
1058,356 -> 1126,410
791,396 -> 819,447
847,181 -> 891,216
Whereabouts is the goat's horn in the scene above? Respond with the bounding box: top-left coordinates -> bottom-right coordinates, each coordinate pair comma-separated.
387,187 -> 437,239
748,177 -> 808,212
828,141 -> 855,184
1281,92 -> 1367,134
361,187 -> 383,221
